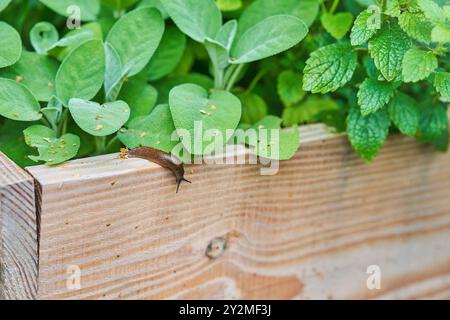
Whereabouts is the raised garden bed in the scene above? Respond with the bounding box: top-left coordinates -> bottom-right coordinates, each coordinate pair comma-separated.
2,124 -> 450,300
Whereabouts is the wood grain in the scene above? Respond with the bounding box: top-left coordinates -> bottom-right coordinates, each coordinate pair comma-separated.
26,124 -> 450,300
0,152 -> 38,300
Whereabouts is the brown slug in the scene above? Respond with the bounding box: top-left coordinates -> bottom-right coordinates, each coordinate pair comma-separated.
121,147 -> 191,193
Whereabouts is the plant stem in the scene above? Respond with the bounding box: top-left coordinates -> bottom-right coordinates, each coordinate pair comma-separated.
58,109 -> 69,137
106,136 -> 119,151
330,0 -> 340,14
243,68 -> 268,97
95,136 -> 106,155
225,64 -> 245,92
214,66 -> 225,89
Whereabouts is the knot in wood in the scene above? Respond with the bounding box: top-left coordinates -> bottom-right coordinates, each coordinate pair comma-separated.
205,237 -> 227,259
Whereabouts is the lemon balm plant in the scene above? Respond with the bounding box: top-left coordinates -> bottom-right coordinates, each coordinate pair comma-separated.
0,0 -> 308,167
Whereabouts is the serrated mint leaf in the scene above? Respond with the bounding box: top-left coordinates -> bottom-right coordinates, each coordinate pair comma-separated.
68,99 -> 130,136
55,40 -> 105,106
402,49 -> 437,82
24,125 -> 80,165
0,21 -> 22,68
385,0 -> 401,17
118,104 -> 178,152
0,51 -> 59,102
321,12 -> 353,40
29,22 -> 59,54
434,72 -> 450,102
303,43 -> 357,93
347,107 -> 391,162
418,104 -> 448,142
431,25 -> 450,43
162,0 -> 222,42
239,93 -> 268,124
350,9 -> 379,46
369,22 -> 411,81
106,7 -> 165,77
417,0 -> 445,23
398,12 -> 433,44
358,78 -> 395,115
388,93 -> 419,136
0,78 -> 41,121
231,15 -> 308,64
38,0 -> 100,21
169,83 -> 241,155
277,70 -> 305,107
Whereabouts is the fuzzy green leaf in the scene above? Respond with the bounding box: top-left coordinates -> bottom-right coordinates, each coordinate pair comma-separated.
321,12 -> 353,40
0,78 -> 41,121
231,15 -> 308,64
417,0 -> 445,23
0,119 -> 35,167
69,99 -> 130,136
143,26 -> 186,81
239,93 -> 268,125
402,49 -> 438,83
0,21 -> 22,68
282,96 -> 339,126
358,78 -> 395,115
24,125 -> 80,165
39,0 -> 100,21
216,0 -> 242,11
350,9 -> 379,46
162,0 -> 222,42
385,0 -> 401,17
118,104 -> 178,152
118,79 -> 158,123
29,22 -> 59,54
55,40 -> 105,106
434,72 -> 450,102
369,22 -> 411,81
169,83 -> 241,155
398,11 -> 433,44
106,7 -> 165,77
0,51 -> 59,102
303,43 -> 357,93
0,0 -> 11,12
431,25 -> 450,43
418,104 -> 448,142
388,93 -> 419,136
277,70 -> 305,107
347,107 -> 391,161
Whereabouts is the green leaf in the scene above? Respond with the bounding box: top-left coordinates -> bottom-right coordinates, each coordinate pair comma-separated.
169,83 -> 241,155
357,78 -> 395,115
154,73 -> 214,104
347,107 -> 391,161
369,22 -> 411,81
282,96 -> 339,126
137,0 -> 168,18
41,96 -> 63,129
0,78 -> 41,121
162,0 -> 222,42
385,0 -> 401,17
0,21 -> 22,68
0,119 -> 36,168
215,20 -> 237,51
68,99 -> 130,136
38,0 -> 100,21
388,93 -> 419,136
277,70 -> 305,107
434,72 -> 450,102
143,26 -> 186,81
417,0 -> 445,23
321,12 -> 353,40
431,25 -> 450,43
303,43 -> 357,94
351,9 -> 380,46
118,78 -> 158,123
106,7 -> 165,77
118,104 -> 178,152
204,38 -> 230,70
238,0 -> 320,37
239,93 -> 268,125
398,12 -> 433,44
104,42 -> 129,103
216,0 -> 242,11
247,116 -> 300,160
0,0 -> 11,12
0,51 -> 59,102
24,125 -> 80,165
29,22 -> 59,54
402,49 -> 438,83
102,0 -> 138,11
418,104 -> 448,142
231,15 -> 308,64
55,40 -> 105,106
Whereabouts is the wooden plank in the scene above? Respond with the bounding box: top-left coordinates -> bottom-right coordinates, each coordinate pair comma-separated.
0,152 -> 38,300
27,124 -> 450,300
